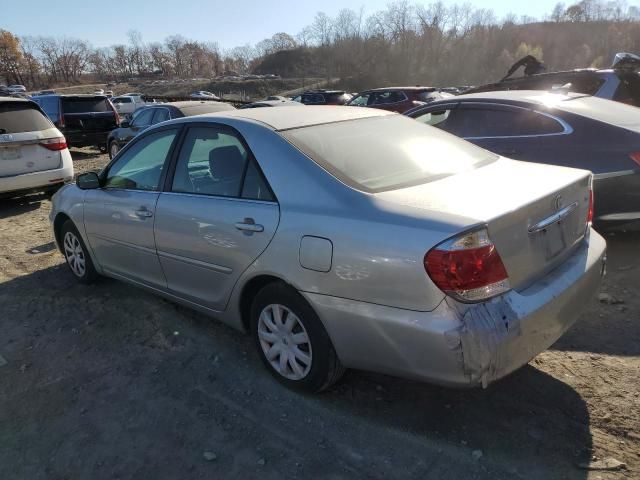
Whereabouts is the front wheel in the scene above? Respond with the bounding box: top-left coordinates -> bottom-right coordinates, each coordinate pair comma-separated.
251,283 -> 345,392
108,141 -> 119,159
61,220 -> 97,284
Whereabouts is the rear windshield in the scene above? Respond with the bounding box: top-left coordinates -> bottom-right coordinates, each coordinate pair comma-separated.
61,97 -> 111,113
0,102 -> 54,133
558,95 -> 640,133
282,115 -> 497,192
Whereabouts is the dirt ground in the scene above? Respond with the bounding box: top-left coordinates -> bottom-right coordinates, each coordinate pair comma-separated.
0,148 -> 638,480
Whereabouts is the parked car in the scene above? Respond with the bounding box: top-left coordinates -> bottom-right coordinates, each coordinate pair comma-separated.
238,99 -> 304,109
466,52 -> 640,107
7,85 -> 27,93
105,90 -> 114,98
0,96 -> 73,198
51,106 -> 605,392
405,90 -> 640,231
106,100 -> 235,158
348,87 -> 453,113
111,95 -> 146,119
93,89 -> 105,95
38,89 -> 56,95
190,91 -> 221,100
31,94 -> 119,151
298,90 -> 352,105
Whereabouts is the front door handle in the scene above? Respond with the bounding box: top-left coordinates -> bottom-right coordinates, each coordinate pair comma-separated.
134,208 -> 153,218
235,218 -> 264,233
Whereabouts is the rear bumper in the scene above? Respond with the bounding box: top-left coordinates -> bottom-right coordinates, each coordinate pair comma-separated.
303,230 -> 606,387
0,150 -> 74,196
65,130 -> 111,148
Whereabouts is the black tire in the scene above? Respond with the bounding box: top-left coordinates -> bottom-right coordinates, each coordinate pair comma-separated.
60,220 -> 98,284
250,282 -> 345,393
108,141 -> 119,159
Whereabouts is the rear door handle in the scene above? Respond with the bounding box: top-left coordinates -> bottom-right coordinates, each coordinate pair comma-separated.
235,218 -> 264,233
135,208 -> 154,218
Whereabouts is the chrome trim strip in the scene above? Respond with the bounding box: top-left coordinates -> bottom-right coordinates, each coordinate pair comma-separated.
157,250 -> 233,274
159,191 -> 277,206
528,201 -> 579,234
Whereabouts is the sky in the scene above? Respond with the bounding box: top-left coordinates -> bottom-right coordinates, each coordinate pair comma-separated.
2,0 -> 562,50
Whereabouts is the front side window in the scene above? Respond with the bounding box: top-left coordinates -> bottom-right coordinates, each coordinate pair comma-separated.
349,94 -> 370,106
152,108 -> 171,124
104,129 -> 178,191
132,109 -> 154,127
171,126 -> 274,201
371,91 -> 406,105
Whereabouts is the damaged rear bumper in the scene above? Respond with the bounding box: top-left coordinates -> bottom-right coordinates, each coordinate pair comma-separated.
302,229 -> 606,387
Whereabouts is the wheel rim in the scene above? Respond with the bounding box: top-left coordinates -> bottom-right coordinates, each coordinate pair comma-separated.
257,304 -> 312,381
110,143 -> 118,158
63,231 -> 86,277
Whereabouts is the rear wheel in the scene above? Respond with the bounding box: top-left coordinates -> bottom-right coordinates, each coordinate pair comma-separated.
108,141 -> 119,159
60,220 -> 97,284
251,282 -> 345,392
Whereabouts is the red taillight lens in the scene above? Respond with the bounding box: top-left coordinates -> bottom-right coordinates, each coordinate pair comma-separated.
424,228 -> 510,302
39,137 -> 67,151
629,152 -> 640,167
587,189 -> 594,225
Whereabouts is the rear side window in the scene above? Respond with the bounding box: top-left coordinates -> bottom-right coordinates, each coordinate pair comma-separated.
152,108 -> 171,124
61,97 -> 111,113
437,106 -> 565,138
283,115 -> 496,193
0,102 -> 54,133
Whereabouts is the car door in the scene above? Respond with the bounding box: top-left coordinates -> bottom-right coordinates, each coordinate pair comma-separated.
154,123 -> 280,311
83,126 -> 181,287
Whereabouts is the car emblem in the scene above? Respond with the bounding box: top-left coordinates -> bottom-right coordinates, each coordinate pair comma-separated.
553,194 -> 563,211
0,134 -> 14,142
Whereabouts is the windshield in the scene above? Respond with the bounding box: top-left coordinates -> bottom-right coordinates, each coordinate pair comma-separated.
282,115 -> 497,192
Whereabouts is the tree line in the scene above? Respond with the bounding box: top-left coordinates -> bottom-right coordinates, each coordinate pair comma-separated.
1,0 -> 640,89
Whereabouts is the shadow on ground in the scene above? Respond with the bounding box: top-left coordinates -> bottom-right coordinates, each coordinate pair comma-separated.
0,264 -> 594,479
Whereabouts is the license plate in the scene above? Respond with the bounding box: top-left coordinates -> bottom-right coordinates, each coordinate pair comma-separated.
542,223 -> 567,260
0,146 -> 20,160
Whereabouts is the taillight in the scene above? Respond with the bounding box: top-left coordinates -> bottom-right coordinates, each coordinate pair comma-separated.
424,228 -> 511,303
40,137 -> 67,151
587,188 -> 594,225
629,151 -> 640,168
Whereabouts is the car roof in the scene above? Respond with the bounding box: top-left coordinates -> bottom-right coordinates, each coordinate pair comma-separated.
170,101 -> 236,116
364,86 -> 436,92
430,90 -> 640,133
195,105 -> 392,131
244,100 -> 304,108
0,95 -> 31,103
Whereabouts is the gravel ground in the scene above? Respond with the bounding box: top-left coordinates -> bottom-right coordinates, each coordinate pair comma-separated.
0,148 -> 638,480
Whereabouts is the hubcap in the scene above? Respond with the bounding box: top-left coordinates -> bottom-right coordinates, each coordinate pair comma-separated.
257,304 -> 312,381
63,231 -> 86,277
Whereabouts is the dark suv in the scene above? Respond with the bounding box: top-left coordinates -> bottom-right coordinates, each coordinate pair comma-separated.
299,90 -> 352,105
31,94 -> 119,150
466,52 -> 640,107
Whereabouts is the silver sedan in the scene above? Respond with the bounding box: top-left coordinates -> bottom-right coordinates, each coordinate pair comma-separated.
50,106 -> 606,392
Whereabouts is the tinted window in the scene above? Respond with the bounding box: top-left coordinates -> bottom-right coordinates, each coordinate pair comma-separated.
104,129 -> 178,191
113,97 -> 133,104
302,94 -> 325,105
61,97 -> 111,113
438,106 -> 565,137
132,109 -> 154,127
283,115 -> 496,193
371,91 -> 406,104
0,102 -> 54,133
413,108 -> 453,127
152,108 -> 171,124
172,126 -> 248,197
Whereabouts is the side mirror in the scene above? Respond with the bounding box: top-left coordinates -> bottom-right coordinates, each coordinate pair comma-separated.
120,120 -> 130,128
76,172 -> 101,190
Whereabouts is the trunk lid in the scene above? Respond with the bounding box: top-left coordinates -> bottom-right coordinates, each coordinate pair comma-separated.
375,158 -> 591,290
0,128 -> 62,177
